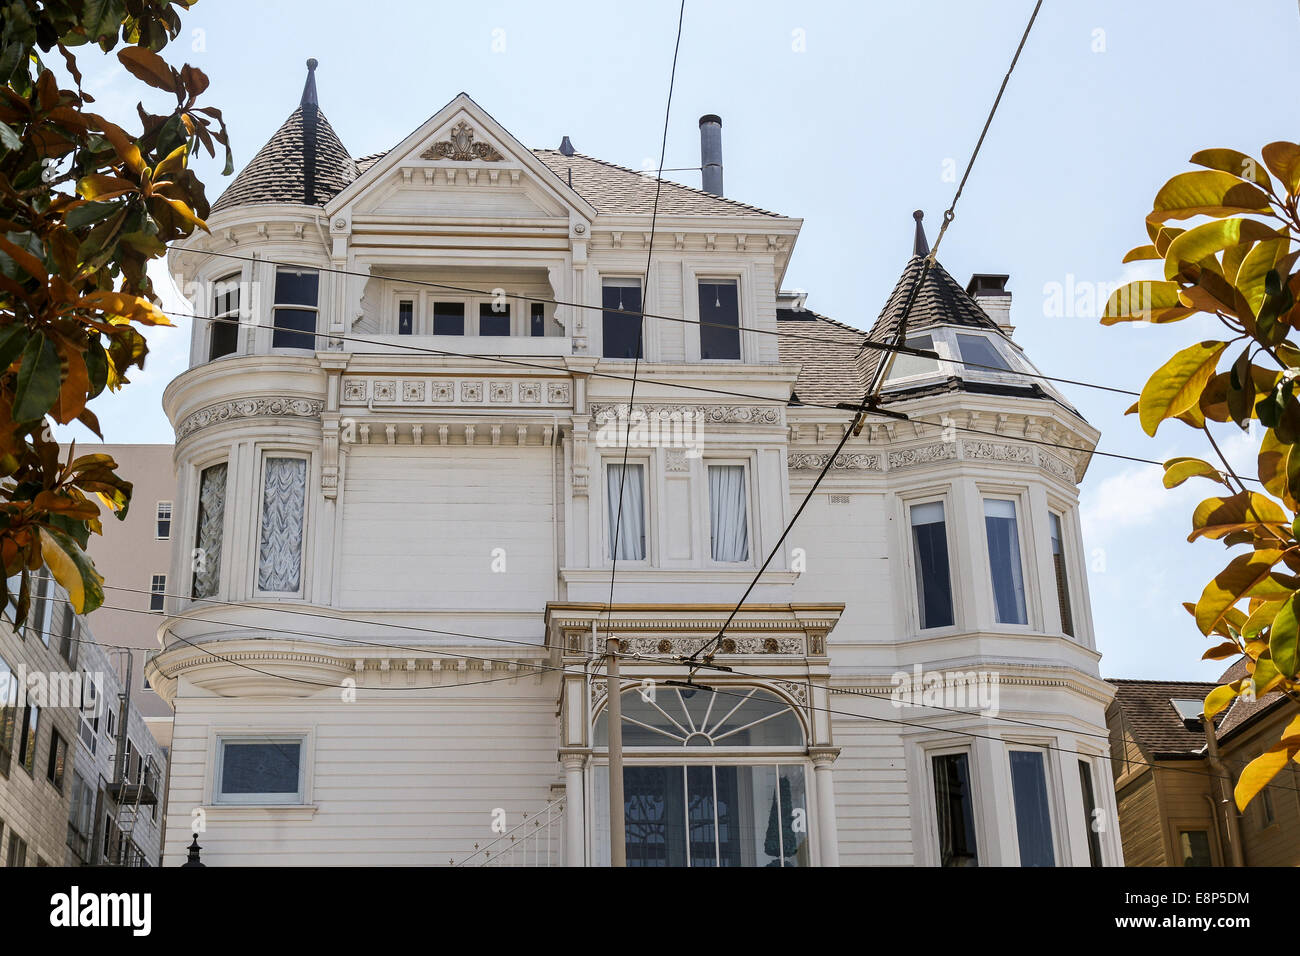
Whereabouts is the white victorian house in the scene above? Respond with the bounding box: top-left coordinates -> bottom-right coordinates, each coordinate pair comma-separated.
149,61 -> 1121,867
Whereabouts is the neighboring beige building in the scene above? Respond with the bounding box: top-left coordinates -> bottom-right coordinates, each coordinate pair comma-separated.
65,443 -> 176,722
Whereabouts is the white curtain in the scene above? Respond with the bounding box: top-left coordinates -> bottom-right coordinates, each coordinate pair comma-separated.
607,463 -> 646,561
258,458 -> 307,592
709,465 -> 749,562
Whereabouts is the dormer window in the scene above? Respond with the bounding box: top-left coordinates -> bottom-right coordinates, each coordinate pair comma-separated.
955,332 -> 1011,371
602,278 -> 643,359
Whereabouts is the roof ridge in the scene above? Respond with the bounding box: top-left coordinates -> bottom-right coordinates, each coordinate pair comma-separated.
533,148 -> 785,218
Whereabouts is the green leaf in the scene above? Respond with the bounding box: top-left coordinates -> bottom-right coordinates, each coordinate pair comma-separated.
37,525 -> 104,615
64,201 -> 122,230
1269,595 -> 1300,679
0,323 -> 30,372
12,333 -> 61,422
1139,340 -> 1227,436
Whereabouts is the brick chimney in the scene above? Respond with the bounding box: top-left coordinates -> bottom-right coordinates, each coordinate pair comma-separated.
967,274 -> 1013,335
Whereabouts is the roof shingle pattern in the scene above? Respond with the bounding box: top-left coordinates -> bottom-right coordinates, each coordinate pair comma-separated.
212,106 -> 357,212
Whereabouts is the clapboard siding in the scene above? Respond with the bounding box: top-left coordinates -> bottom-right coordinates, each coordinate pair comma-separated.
830,695 -> 914,866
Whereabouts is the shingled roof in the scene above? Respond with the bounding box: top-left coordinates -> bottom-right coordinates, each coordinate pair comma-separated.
1108,679 -> 1219,759
212,105 -> 357,213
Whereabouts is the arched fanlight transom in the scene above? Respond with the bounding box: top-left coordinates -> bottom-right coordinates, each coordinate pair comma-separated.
595,685 -> 804,748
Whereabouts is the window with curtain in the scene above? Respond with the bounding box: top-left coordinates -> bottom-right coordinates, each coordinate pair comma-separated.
910,502 -> 954,629
708,465 -> 749,562
606,463 -> 646,561
192,463 -> 227,599
984,498 -> 1028,625
602,278 -> 643,359
1049,512 -> 1074,636
933,753 -> 979,866
258,458 -> 307,593
271,268 -> 319,349
209,273 -> 240,360
1009,749 -> 1055,866
698,279 -> 740,360
1077,759 -> 1103,866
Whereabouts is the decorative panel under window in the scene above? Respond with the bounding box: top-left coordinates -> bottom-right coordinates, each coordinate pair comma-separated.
257,458 -> 307,593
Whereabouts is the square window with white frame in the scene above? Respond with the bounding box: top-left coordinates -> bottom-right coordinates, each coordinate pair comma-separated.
215,736 -> 306,805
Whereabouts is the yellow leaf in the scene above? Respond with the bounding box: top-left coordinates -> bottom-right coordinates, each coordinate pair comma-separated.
1139,340 -> 1227,436
1148,170 -> 1271,223
1163,218 -> 1281,281
1194,549 -> 1288,636
1190,148 -> 1274,194
1188,491 -> 1289,542
1235,745 -> 1296,810
1262,141 -> 1300,197
1163,457 -> 1228,489
1100,280 -> 1195,325
1203,682 -> 1239,719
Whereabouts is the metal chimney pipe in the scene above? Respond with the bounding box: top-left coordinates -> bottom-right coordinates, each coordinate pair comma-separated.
699,114 -> 723,196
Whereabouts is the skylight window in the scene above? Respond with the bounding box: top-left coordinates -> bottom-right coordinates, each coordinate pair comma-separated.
955,332 -> 1012,372
886,333 -> 940,380
1170,698 -> 1205,722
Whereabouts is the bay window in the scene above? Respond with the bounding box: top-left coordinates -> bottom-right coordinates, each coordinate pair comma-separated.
606,462 -> 646,561
1078,759 -> 1103,866
257,457 -> 307,594
984,497 -> 1028,625
910,501 -> 954,629
192,463 -> 228,599
1049,512 -> 1074,636
602,278 -> 643,359
271,268 -> 319,350
707,464 -> 749,562
1009,748 -> 1055,866
209,274 -> 240,360
698,279 -> 740,360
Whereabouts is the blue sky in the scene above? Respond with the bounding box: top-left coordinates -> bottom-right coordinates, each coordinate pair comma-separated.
58,0 -> 1300,679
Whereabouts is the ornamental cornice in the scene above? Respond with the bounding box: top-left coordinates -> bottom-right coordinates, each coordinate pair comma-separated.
342,376 -> 571,409
177,397 -> 324,439
787,452 -> 881,471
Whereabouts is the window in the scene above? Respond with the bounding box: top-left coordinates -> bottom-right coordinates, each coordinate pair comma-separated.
432,301 -> 465,335
932,753 -> 978,866
708,464 -> 749,562
397,299 -> 414,335
887,333 -> 940,380
910,501 -> 954,629
7,831 -> 27,867
1078,760 -> 1103,866
215,737 -> 305,805
209,274 -> 240,360
56,605 -> 76,666
1179,829 -> 1212,866
606,463 -> 646,561
46,729 -> 66,792
1170,698 -> 1205,723
479,302 -> 511,336
593,687 -> 809,867
1260,774 -> 1276,827
77,674 -> 99,756
602,278 -> 643,359
1009,748 -> 1055,866
956,332 -> 1012,371
530,302 -> 546,337
149,574 -> 166,612
17,704 -> 38,776
271,268 -> 319,350
984,498 -> 1028,625
0,654 -> 14,777
257,458 -> 307,593
1049,512 -> 1074,636
28,573 -> 53,645
192,463 -> 227,599
698,279 -> 740,360
156,500 -> 172,540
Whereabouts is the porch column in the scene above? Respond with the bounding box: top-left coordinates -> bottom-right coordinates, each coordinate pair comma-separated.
561,752 -> 586,867
810,748 -> 841,867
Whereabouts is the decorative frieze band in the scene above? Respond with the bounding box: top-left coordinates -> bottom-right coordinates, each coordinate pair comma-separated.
784,438 -> 1081,483
787,452 -> 882,471
589,403 -> 782,425
177,397 -> 324,439
343,377 -> 571,408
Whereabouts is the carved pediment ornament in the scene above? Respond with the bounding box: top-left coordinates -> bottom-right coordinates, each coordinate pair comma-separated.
420,121 -> 505,162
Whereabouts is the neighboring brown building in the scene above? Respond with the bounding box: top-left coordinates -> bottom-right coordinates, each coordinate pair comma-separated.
1107,661 -> 1300,867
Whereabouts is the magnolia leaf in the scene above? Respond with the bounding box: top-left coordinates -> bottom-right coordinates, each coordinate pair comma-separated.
116,46 -> 180,95
1122,244 -> 1159,263
1139,340 -> 1227,436
1202,641 -> 1241,661
1189,491 -> 1289,542
1203,682 -> 1240,719
1269,594 -> 1300,679
37,525 -> 104,615
1237,237 -> 1288,318
1261,141 -> 1300,197
12,333 -> 61,422
1100,280 -> 1194,325
1163,457 -> 1228,489
1190,148 -> 1274,194
1195,549 -> 1289,636
1148,170 -> 1271,223
1280,714 -> 1300,745
1163,218 -> 1281,282
1243,598 -> 1287,641
1235,745 -> 1296,810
